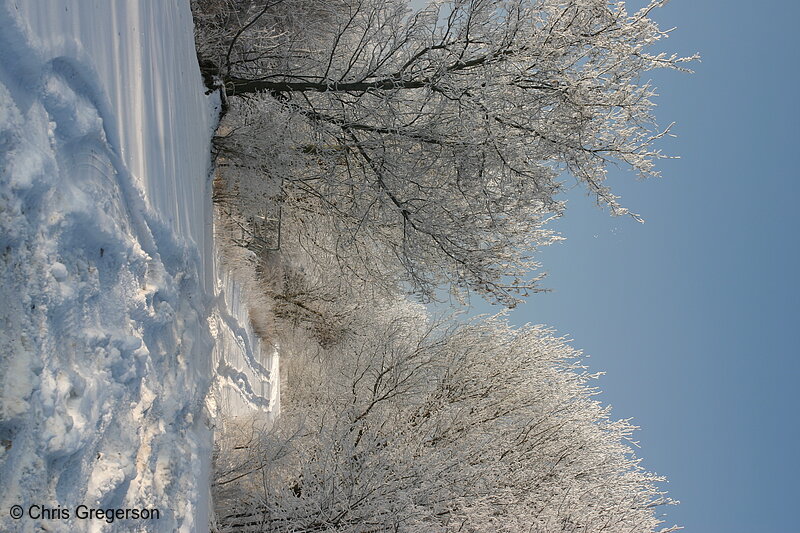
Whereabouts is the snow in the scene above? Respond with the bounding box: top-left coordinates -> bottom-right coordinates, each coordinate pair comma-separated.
0,1 -> 277,531
211,268 -> 280,419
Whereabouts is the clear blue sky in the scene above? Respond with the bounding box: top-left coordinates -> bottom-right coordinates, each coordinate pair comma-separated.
417,1 -> 800,531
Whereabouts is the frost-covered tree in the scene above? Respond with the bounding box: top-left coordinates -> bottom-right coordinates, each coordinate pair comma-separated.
213,300 -> 678,532
195,0 -> 694,306
197,4 -> 685,529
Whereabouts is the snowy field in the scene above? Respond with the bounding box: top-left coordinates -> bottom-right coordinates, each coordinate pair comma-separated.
0,1 -> 276,531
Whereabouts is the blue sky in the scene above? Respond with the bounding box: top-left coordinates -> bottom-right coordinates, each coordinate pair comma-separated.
415,1 -> 800,531
502,1 -> 800,531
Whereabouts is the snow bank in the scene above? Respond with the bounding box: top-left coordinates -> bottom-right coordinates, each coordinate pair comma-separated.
0,1 -> 277,531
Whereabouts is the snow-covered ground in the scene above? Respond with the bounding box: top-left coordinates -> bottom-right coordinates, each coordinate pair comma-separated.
0,1 -> 276,531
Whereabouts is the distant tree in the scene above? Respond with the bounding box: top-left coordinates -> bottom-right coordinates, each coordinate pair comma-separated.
213,298 -> 678,532
194,0 -> 693,305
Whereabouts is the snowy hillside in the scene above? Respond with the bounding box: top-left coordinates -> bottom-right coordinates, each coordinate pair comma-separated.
0,1 -> 276,531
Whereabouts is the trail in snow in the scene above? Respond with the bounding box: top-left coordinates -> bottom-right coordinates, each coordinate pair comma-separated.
0,1 -> 278,531
211,269 -> 280,417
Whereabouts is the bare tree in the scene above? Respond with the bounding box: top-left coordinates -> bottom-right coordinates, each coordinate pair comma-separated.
213,299 -> 678,532
195,0 -> 694,305
198,5 -> 687,529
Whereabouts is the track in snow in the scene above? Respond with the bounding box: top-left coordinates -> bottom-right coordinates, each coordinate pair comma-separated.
0,2 -> 277,531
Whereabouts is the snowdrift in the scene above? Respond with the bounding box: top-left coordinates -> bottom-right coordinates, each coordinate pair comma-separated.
0,1 -> 277,531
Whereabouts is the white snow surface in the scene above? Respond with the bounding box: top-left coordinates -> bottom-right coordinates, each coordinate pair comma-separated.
0,1 -> 277,531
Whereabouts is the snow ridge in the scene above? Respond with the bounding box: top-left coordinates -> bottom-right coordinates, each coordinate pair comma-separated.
0,3 -> 219,531
1,2 -> 280,530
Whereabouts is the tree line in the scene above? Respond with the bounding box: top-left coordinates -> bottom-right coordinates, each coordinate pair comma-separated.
192,1 -> 691,531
